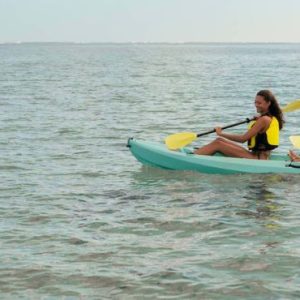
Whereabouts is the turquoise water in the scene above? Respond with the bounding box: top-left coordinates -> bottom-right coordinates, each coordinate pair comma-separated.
1,43 -> 300,299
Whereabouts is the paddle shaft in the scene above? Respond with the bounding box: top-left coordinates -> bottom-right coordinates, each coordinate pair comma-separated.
196,118 -> 254,138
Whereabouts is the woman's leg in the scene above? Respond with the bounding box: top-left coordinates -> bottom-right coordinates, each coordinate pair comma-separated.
194,137 -> 257,159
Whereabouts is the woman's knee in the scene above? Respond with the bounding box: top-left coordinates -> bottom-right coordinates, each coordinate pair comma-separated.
214,137 -> 227,144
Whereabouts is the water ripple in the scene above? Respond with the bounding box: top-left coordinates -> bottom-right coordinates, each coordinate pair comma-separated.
1,43 -> 300,299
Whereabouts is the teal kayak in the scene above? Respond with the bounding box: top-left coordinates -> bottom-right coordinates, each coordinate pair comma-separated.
127,138 -> 300,174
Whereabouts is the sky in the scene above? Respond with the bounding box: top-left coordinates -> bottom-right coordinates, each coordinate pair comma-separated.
0,0 -> 300,43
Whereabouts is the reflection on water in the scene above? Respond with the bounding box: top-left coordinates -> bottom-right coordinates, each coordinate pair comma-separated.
127,166 -> 300,297
238,176 -> 282,229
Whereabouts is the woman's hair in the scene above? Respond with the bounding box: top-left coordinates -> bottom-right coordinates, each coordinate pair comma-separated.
257,90 -> 284,129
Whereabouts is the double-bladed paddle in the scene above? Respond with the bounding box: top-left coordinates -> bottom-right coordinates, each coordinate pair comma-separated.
165,99 -> 300,150
289,136 -> 300,149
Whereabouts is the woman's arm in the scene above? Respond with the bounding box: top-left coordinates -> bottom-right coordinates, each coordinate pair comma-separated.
215,116 -> 271,143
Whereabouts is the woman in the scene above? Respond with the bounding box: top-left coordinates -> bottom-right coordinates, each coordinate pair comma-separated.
194,90 -> 284,160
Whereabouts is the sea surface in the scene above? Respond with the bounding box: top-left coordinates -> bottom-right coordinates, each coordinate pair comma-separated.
1,43 -> 300,299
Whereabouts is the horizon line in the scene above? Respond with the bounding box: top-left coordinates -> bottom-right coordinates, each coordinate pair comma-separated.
1,41 -> 300,45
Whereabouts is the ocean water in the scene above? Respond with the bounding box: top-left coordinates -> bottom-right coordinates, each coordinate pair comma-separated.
1,43 -> 300,299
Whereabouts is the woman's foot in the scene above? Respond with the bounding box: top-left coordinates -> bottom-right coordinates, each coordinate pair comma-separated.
288,150 -> 300,162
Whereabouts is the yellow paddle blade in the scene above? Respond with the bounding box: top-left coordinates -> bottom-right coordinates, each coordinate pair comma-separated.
165,132 -> 197,150
282,99 -> 300,113
289,136 -> 300,149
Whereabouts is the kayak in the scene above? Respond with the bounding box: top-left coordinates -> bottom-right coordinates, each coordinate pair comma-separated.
127,138 -> 300,174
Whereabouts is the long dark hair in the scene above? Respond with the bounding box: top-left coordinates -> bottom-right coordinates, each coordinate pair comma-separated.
257,90 -> 284,129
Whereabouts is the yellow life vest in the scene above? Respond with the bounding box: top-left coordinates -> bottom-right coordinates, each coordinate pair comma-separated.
248,116 -> 279,151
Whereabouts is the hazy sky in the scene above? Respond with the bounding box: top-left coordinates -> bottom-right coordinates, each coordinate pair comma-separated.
1,0 -> 300,43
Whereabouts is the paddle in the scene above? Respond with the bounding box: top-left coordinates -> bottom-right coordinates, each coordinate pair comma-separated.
281,100 -> 300,113
165,99 -> 300,150
289,136 -> 300,149
165,118 -> 254,150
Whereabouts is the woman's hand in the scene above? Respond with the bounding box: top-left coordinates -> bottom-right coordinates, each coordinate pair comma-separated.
215,127 -> 223,136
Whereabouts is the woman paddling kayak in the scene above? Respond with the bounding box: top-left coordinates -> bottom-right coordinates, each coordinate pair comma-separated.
194,90 -> 284,160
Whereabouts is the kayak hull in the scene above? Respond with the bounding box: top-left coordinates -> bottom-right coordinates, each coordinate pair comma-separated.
127,138 -> 300,174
